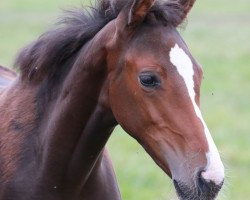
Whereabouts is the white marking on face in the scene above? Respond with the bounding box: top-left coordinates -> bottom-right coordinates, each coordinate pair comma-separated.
169,44 -> 224,185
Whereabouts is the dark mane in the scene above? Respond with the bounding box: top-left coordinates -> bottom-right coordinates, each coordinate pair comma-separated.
15,0 -> 184,81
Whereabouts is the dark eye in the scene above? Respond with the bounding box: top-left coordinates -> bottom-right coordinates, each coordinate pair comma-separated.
139,73 -> 161,88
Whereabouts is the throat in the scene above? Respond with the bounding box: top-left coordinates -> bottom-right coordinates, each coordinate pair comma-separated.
65,105 -> 116,189
36,101 -> 116,195
36,71 -> 116,193
32,29 -> 117,194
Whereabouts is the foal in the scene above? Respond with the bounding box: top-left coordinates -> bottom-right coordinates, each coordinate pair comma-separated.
0,0 -> 224,199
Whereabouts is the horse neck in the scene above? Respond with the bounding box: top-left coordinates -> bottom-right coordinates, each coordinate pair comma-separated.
37,22 -> 117,192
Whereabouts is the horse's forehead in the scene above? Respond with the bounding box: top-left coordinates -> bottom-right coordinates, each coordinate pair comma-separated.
169,44 -> 194,76
169,43 -> 202,101
130,26 -> 185,57
125,25 -> 201,78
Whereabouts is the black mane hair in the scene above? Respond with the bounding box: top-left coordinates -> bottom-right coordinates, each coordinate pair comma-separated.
15,0 -> 185,81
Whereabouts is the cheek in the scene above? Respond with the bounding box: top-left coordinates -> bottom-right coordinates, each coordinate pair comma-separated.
109,76 -> 146,135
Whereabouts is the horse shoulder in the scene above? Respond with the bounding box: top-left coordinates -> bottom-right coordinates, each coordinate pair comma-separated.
0,80 -> 38,184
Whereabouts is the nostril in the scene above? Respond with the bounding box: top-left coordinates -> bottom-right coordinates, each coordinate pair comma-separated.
197,170 -> 211,193
197,170 -> 224,196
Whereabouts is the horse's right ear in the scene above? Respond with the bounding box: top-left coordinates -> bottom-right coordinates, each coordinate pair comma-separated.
128,0 -> 155,27
179,0 -> 196,22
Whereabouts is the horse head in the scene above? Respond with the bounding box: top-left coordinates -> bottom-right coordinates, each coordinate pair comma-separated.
105,0 -> 224,199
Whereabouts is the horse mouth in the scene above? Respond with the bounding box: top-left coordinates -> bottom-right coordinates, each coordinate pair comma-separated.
173,180 -> 223,200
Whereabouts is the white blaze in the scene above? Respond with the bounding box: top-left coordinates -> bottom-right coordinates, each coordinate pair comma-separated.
169,44 -> 224,185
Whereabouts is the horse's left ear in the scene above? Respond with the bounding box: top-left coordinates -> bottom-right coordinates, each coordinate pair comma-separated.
128,0 -> 155,27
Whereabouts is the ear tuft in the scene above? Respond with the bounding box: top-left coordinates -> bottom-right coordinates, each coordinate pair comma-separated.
128,0 -> 155,27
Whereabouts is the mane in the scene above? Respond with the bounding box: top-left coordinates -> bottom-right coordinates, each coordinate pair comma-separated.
15,0 -> 185,81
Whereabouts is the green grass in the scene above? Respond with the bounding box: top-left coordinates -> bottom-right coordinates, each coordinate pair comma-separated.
1,0 -> 250,199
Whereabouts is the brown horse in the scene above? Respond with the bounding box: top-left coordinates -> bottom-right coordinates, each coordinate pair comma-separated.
0,0 -> 224,199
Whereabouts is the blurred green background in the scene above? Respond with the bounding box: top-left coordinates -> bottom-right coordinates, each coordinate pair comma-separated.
1,0 -> 250,199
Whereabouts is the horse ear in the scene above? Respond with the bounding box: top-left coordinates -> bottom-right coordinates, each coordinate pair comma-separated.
180,0 -> 196,21
128,0 -> 155,27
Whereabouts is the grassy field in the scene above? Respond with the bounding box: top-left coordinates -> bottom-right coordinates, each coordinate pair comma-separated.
1,0 -> 250,199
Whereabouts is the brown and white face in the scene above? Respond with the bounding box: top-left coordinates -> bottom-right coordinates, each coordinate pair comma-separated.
107,0 -> 224,199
